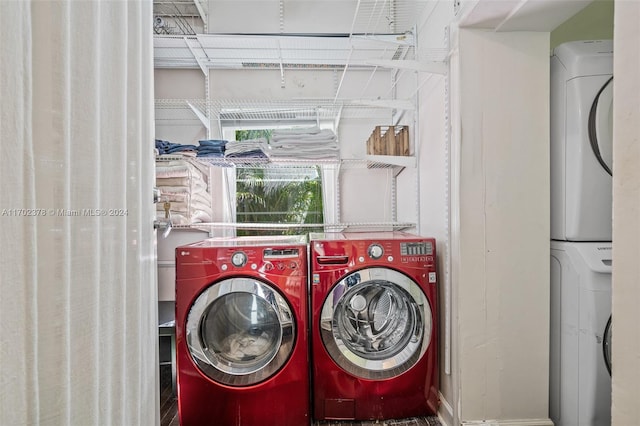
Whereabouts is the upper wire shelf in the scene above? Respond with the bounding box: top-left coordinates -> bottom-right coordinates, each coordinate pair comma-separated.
154,98 -> 412,123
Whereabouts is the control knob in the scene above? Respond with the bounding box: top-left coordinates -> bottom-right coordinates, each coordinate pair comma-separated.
367,243 -> 384,260
231,251 -> 247,267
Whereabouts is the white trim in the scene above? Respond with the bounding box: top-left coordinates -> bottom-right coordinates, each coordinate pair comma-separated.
462,419 -> 553,426
437,392 -> 454,426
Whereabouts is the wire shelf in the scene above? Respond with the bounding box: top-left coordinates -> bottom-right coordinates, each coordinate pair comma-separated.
153,32 -> 448,71
172,222 -> 416,232
155,98 -> 410,125
156,154 -> 412,172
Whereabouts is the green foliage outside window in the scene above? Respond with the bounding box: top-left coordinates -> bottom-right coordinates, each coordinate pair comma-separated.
234,129 -> 324,236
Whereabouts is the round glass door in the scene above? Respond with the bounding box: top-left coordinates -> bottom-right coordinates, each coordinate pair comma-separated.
589,77 -> 613,176
320,267 -> 432,380
186,277 -> 295,386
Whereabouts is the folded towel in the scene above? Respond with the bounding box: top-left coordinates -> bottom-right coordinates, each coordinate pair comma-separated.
225,138 -> 269,158
156,139 -> 198,155
271,127 -> 321,136
156,177 -> 207,192
226,149 -> 268,159
199,139 -> 228,147
156,164 -> 201,178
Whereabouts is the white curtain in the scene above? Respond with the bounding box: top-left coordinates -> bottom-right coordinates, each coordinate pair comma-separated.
0,1 -> 158,425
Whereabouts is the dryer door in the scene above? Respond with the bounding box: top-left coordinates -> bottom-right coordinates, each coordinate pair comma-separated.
588,76 -> 613,176
186,277 -> 295,386
603,315 -> 612,376
320,267 -> 432,380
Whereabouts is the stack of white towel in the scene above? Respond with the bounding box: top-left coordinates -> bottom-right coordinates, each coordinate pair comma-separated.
224,138 -> 269,159
155,158 -> 212,225
267,127 -> 339,160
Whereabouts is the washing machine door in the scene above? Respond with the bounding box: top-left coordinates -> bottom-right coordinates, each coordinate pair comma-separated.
320,267 -> 431,380
588,76 -> 613,176
186,277 -> 295,386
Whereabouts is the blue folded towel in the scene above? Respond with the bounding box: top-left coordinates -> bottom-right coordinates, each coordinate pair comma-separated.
155,139 -> 197,155
199,139 -> 228,147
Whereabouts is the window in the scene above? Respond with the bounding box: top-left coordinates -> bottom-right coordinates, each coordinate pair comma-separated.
233,129 -> 325,236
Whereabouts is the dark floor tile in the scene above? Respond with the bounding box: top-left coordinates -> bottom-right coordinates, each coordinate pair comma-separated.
160,364 -> 441,426
313,417 -> 441,426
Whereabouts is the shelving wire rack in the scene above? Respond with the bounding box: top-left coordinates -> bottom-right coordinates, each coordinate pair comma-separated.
173,221 -> 417,233
155,154 -> 416,234
154,97 -> 417,134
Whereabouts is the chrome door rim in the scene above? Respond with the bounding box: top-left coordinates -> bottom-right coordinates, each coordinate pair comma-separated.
320,267 -> 432,379
186,277 -> 295,386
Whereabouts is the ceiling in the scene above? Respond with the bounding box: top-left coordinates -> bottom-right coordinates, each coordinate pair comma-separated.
154,0 -> 596,35
152,1 -> 449,72
153,0 -> 595,67
457,0 -> 594,32
153,0 -> 433,35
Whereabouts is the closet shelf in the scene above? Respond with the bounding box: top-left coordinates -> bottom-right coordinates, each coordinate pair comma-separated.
156,154 -> 415,171
172,222 -> 416,232
365,154 -> 415,176
155,98 -> 411,124
153,33 -> 448,72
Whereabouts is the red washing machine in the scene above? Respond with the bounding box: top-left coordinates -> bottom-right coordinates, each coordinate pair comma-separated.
175,235 -> 310,426
310,231 -> 438,421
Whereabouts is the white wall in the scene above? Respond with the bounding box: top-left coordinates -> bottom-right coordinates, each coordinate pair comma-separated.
453,29 -> 551,424
611,3 -> 640,424
155,69 -> 207,144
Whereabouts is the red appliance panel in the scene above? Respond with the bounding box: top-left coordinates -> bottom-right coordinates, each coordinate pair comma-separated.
310,232 -> 439,421
176,239 -> 310,426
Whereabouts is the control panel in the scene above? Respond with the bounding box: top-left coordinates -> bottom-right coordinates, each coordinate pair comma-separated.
354,240 -> 435,267
400,241 -> 433,256
219,247 -> 302,273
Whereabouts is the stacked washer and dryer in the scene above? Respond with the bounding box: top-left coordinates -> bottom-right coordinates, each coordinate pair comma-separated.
550,40 -> 613,426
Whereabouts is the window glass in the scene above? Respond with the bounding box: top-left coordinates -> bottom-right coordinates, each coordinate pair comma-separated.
233,129 -> 324,236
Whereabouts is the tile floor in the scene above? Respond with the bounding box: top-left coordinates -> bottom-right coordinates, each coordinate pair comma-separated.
159,364 -> 441,426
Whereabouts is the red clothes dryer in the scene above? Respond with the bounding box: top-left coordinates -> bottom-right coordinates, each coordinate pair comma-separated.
175,236 -> 310,426
310,231 -> 438,421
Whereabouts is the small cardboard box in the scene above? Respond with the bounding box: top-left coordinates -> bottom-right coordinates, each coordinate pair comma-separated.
366,125 -> 409,156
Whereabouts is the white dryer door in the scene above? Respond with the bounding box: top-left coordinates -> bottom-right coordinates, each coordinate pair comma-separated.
563,74 -> 614,241
589,76 -> 614,176
320,267 -> 432,380
186,277 -> 295,386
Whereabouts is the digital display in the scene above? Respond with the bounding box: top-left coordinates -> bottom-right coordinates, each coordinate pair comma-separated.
264,248 -> 299,258
400,242 -> 432,256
